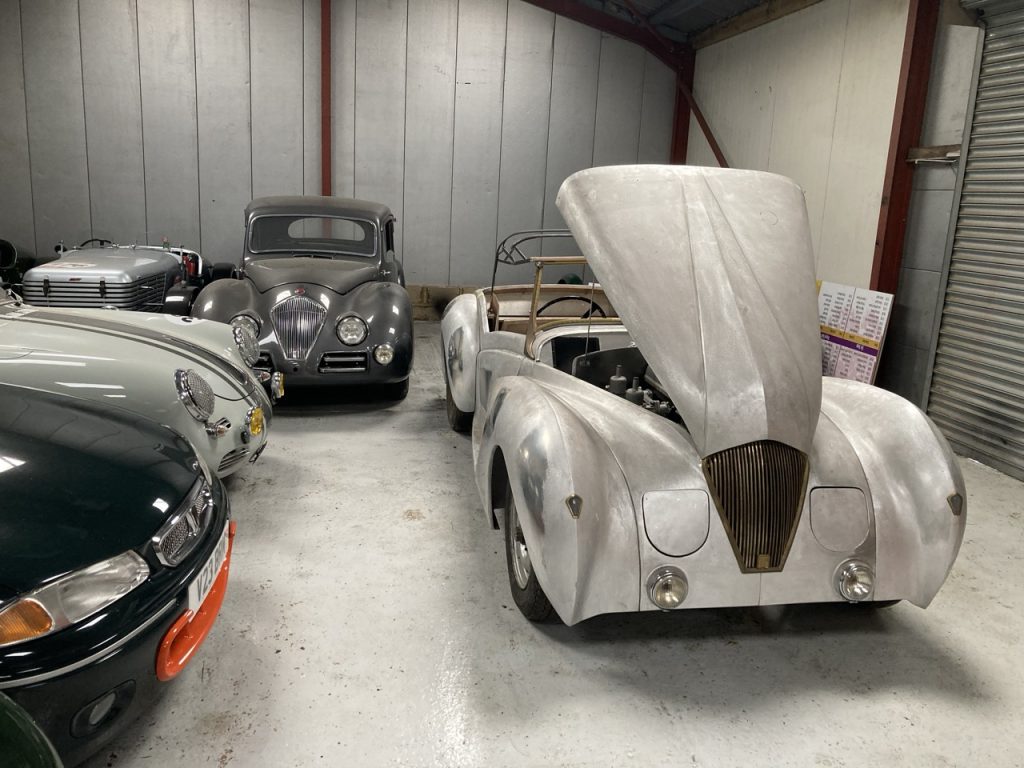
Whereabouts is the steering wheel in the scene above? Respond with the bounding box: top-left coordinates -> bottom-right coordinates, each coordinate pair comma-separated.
536,294 -> 607,319
78,238 -> 113,248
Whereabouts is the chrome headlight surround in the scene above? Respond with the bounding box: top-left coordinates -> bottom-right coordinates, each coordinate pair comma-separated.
834,559 -> 875,602
646,566 -> 688,610
0,552 -> 150,649
336,315 -> 367,346
174,369 -> 215,423
230,315 -> 261,366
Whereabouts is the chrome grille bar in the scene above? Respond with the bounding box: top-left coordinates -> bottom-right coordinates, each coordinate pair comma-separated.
22,277 -> 168,310
270,295 -> 327,361
702,440 -> 808,573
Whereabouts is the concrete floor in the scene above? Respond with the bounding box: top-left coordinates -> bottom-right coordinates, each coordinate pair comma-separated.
85,321 -> 1024,768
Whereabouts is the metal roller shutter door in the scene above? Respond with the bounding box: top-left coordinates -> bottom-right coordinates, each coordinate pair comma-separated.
928,0 -> 1024,480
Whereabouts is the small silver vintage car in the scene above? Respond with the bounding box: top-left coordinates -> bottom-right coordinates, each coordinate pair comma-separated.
441,165 -> 966,624
21,239 -> 206,312
191,196 -> 413,399
0,287 -> 275,477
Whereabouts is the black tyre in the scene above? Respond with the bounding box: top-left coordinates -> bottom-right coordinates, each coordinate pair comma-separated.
445,372 -> 473,433
504,486 -> 554,622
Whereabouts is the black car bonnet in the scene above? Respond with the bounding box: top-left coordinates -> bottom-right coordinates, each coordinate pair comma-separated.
0,385 -> 198,594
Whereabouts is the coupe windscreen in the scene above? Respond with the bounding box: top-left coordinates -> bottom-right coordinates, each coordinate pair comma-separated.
248,215 -> 377,257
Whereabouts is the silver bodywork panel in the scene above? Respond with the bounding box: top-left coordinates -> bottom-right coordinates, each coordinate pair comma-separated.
0,296 -> 271,477
441,165 -> 966,625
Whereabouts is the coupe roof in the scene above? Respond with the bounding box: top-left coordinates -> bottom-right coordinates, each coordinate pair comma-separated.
245,196 -> 393,225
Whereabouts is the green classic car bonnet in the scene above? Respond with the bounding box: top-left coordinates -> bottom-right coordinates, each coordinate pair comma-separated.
556,165 -> 822,457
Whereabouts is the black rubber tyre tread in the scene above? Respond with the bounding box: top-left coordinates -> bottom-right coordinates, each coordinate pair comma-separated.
504,485 -> 555,623
445,372 -> 472,432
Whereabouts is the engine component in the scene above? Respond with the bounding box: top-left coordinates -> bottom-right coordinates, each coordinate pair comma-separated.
607,364 -> 628,397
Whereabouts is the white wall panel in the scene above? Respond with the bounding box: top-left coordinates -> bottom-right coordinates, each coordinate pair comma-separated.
404,0 -> 458,284
1,0 -> 677,286
0,1 -> 35,256
332,0 -> 356,197
593,35 -> 645,166
138,0 -> 200,249
303,0 -> 321,195
354,0 -> 407,252
541,16 -> 600,255
21,0 -> 92,252
495,1 -> 554,273
80,0 -> 147,242
251,0 -> 304,199
638,52 -> 675,164
817,0 -> 908,287
194,0 -> 252,263
688,0 -> 910,288
450,0 -> 508,285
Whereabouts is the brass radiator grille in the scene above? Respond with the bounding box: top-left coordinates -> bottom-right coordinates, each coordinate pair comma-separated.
702,440 -> 808,573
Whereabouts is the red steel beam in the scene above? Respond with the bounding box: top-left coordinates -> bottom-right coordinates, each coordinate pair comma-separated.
320,0 -> 332,196
670,45 -> 696,163
869,0 -> 940,294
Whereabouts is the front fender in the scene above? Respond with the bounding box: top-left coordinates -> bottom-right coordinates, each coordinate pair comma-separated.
441,293 -> 480,413
821,378 -> 966,607
191,278 -> 258,322
477,377 -> 639,625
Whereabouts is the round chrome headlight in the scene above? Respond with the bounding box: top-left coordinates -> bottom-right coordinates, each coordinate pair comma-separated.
646,566 -> 688,610
230,317 -> 260,366
336,315 -> 367,346
175,369 -> 215,422
374,343 -> 395,365
834,560 -> 875,602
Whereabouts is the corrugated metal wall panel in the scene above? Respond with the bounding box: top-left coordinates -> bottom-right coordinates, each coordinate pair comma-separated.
928,0 -> 1024,480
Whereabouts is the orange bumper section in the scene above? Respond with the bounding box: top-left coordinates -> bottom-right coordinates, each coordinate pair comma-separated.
156,520 -> 236,682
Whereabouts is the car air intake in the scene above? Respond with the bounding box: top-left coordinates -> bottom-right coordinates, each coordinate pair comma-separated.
702,440 -> 808,573
319,351 -> 368,373
271,295 -> 326,361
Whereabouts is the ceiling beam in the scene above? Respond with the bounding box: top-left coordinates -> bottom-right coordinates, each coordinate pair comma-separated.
691,0 -> 825,49
648,0 -> 707,27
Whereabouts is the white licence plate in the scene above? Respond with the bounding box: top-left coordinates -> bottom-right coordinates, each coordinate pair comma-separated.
187,522 -> 230,613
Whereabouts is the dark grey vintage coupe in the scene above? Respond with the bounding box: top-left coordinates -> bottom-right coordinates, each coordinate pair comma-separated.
191,196 -> 413,399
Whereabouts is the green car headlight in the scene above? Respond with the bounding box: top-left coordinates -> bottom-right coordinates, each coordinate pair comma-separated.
0,552 -> 150,648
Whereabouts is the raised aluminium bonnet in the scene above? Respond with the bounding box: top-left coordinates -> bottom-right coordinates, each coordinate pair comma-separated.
556,165 -> 821,457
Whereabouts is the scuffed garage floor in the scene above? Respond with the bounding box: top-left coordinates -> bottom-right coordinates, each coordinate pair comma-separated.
85,322 -> 1023,768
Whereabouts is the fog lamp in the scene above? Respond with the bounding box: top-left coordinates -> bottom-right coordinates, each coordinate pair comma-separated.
336,315 -> 367,345
70,681 -> 135,738
646,566 -> 688,610
834,560 -> 874,602
374,343 -> 395,365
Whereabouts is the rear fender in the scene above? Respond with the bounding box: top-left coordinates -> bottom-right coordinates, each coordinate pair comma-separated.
441,293 -> 481,413
477,377 -> 639,624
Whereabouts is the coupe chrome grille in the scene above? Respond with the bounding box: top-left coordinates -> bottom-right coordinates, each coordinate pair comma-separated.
270,295 -> 326,361
153,480 -> 213,567
22,275 -> 169,310
702,440 -> 808,573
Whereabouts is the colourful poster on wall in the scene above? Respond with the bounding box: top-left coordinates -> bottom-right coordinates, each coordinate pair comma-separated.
816,281 -> 893,384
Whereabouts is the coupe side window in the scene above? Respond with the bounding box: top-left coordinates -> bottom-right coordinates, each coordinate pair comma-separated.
385,220 -> 395,254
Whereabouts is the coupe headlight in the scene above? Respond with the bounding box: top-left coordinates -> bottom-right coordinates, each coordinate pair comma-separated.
336,315 -> 367,346
834,560 -> 874,602
230,315 -> 261,366
175,369 -> 215,422
0,552 -> 149,648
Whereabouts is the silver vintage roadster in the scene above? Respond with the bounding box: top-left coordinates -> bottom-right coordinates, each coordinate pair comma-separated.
441,165 -> 966,624
191,196 -> 413,399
